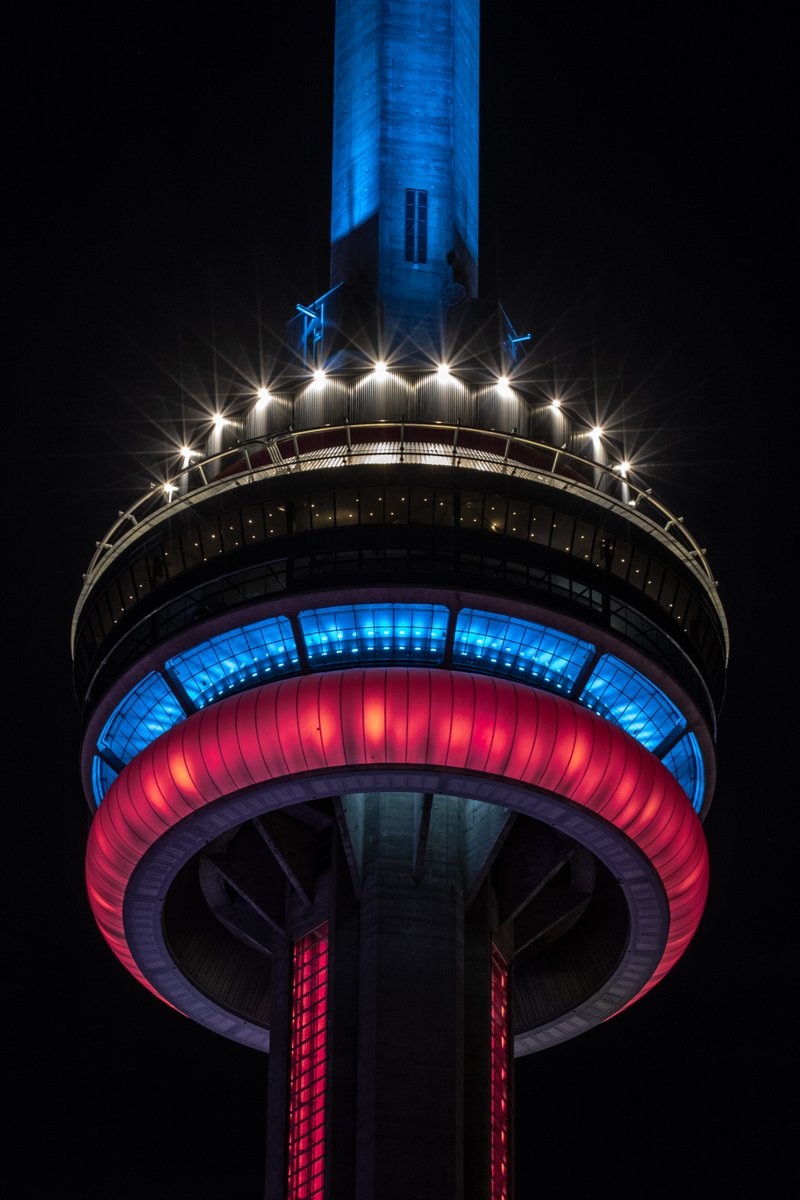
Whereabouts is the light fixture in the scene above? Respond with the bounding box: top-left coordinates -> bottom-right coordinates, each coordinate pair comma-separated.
313,367 -> 327,384
212,413 -> 227,430
590,425 -> 603,441
373,360 -> 388,380
550,397 -> 562,410
436,362 -> 451,380
497,375 -> 512,395
179,445 -> 194,468
256,387 -> 271,407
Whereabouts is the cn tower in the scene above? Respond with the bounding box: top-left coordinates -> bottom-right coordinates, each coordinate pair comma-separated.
72,2 -> 729,1197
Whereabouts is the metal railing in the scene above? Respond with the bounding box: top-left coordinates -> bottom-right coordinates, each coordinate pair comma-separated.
73,422 -> 728,657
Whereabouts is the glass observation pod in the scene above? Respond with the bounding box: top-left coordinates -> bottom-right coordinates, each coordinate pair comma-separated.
92,603 -> 706,815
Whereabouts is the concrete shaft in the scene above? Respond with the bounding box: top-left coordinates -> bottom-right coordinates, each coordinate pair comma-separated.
266,792 -> 504,1200
330,0 -> 480,345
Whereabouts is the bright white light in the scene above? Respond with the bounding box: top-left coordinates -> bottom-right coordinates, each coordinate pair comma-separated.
212,412 -> 226,430
179,445 -> 194,468
436,362 -> 451,380
373,360 -> 388,380
615,460 -> 631,477
163,482 -> 178,497
550,397 -> 562,409
256,387 -> 271,407
590,425 -> 603,441
313,367 -> 327,384
497,375 -> 512,395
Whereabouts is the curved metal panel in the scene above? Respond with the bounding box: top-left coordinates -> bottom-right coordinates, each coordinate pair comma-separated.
415,374 -> 472,425
348,374 -> 412,423
292,378 -> 351,429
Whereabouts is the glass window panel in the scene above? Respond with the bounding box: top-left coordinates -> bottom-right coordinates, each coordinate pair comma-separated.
659,571 -> 679,612
644,560 -> 665,601
166,616 -> 299,708
118,568 -> 139,612
409,487 -> 434,524
180,526 -> 204,568
198,518 -> 221,558
529,505 -> 552,544
299,603 -> 448,664
629,548 -> 649,590
460,491 -> 484,528
506,499 -> 529,539
661,732 -> 705,813
454,608 -> 594,691
611,540 -> 632,580
131,555 -> 152,597
241,503 -> 266,543
92,756 -> 118,808
550,512 -> 574,553
384,486 -> 409,524
592,532 -> 612,568
292,496 -> 312,532
86,606 -> 104,650
434,490 -> 456,525
106,576 -> 126,621
97,671 -> 185,766
310,490 -> 335,530
573,520 -> 595,562
161,535 -> 185,578
485,495 -> 507,534
264,504 -> 287,536
220,511 -> 243,551
579,654 -> 686,751
94,592 -> 115,638
335,488 -> 359,526
360,487 -> 384,524
672,584 -> 691,625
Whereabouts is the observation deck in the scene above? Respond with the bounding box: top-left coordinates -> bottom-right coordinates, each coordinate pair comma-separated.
74,367 -> 727,813
74,363 -> 725,1057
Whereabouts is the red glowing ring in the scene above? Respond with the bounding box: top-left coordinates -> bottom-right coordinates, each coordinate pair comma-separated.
86,668 -> 707,1029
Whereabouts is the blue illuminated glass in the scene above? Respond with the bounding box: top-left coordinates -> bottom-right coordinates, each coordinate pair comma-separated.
579,655 -> 686,752
453,609 -> 594,691
166,616 -> 299,708
97,671 -> 185,766
92,756 -> 118,808
300,604 -> 448,663
661,732 -> 705,814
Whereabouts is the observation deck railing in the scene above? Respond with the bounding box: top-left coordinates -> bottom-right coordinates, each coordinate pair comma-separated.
73,422 -> 728,658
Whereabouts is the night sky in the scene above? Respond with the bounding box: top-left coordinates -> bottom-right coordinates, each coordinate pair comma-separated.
12,2 -> 793,1196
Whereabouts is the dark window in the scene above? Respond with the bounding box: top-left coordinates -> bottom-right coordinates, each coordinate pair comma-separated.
405,189 -> 428,263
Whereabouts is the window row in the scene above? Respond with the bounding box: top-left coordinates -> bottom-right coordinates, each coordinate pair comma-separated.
78,483 -> 722,680
92,604 -> 704,815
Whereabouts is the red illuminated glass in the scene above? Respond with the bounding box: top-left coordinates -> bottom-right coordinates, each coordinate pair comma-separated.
287,923 -> 329,1200
490,947 -> 510,1200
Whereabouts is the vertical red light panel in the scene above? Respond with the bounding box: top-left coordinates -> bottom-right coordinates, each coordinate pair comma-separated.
287,923 -> 329,1200
490,946 -> 510,1200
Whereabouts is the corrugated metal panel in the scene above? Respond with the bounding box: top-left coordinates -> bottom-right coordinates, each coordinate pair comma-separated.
244,394 -> 292,439
475,383 -> 532,437
292,379 -> 351,430
414,373 -> 472,425
348,374 -> 412,423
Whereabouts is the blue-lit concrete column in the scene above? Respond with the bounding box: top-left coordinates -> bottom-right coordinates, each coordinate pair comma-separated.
330,0 -> 480,350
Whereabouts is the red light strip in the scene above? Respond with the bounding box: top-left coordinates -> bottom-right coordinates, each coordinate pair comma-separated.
287,924 -> 329,1200
86,668 -> 708,1011
490,947 -> 510,1200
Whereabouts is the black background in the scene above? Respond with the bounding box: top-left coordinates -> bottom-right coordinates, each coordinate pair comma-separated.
11,2 -> 794,1196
